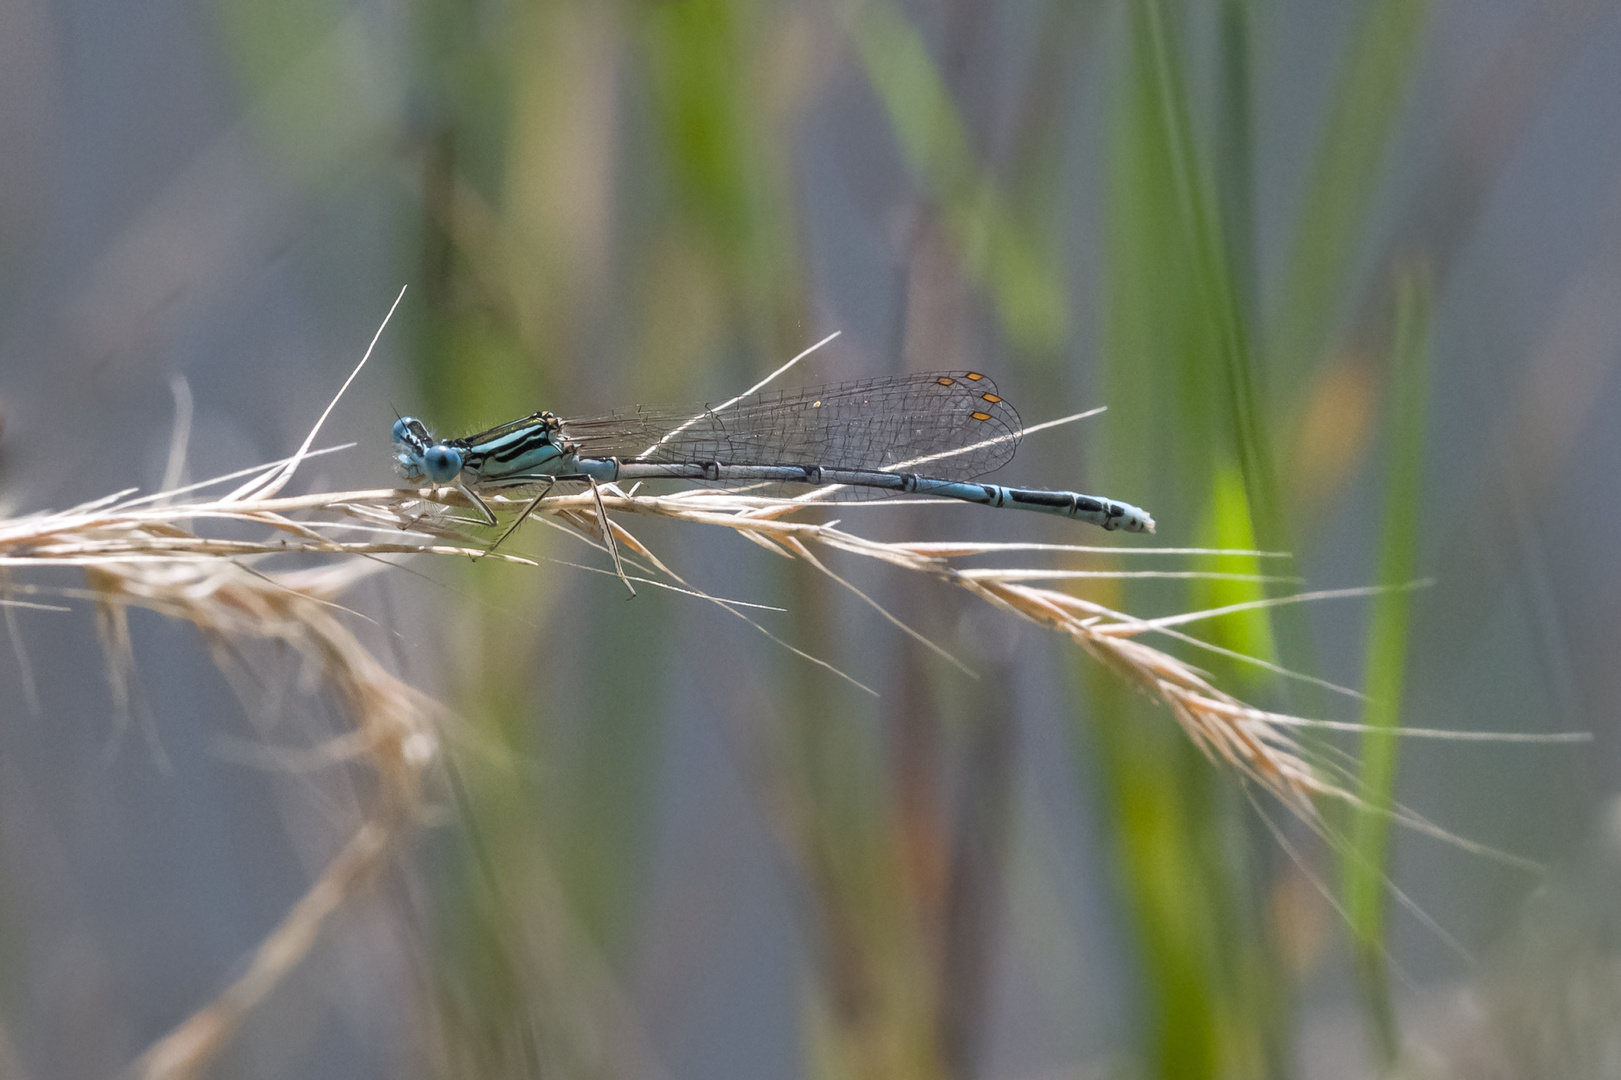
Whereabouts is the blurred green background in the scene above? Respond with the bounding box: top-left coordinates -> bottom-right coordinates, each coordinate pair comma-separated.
1,0 -> 1618,1077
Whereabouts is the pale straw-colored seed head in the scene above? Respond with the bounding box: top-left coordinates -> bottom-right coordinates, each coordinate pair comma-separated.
10,301 -> 1563,1076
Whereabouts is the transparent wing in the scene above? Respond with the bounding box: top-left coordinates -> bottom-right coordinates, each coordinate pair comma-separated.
557,372 -> 1022,480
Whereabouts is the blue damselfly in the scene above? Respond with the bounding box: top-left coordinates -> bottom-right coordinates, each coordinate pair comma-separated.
393,371 -> 1154,536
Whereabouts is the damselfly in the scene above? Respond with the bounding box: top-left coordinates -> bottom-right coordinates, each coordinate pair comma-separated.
393,371 -> 1154,536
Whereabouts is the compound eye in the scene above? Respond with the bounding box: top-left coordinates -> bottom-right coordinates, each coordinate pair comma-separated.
423,444 -> 463,484
392,417 -> 417,446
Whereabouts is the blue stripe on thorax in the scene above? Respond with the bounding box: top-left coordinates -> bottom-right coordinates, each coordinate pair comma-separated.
460,425 -> 571,481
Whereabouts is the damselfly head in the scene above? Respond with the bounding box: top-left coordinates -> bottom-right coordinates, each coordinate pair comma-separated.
422,444 -> 463,484
392,417 -> 431,451
391,417 -> 462,484
393,417 -> 429,482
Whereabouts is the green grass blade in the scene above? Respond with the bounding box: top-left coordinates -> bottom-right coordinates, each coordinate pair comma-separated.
1193,462 -> 1278,690
1093,6 -> 1292,1078
1271,0 -> 1432,398
1078,676 -> 1223,1080
850,1 -> 1069,353
1134,0 -> 1283,558
1342,266 -> 1433,1063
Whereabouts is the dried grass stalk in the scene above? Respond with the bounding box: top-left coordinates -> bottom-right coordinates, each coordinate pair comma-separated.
2,471 -> 465,1079
0,418 -> 1412,1076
